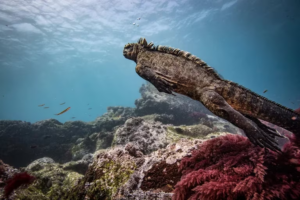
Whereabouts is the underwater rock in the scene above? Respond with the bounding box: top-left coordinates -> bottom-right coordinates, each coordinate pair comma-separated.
91,106 -> 136,132
65,146 -> 138,199
90,131 -> 114,151
71,136 -> 95,161
0,160 -> 18,197
125,143 -> 144,158
62,160 -> 90,175
3,172 -> 35,198
113,117 -> 241,156
0,116 -> 122,167
8,159 -> 83,200
6,128 -> 232,199
134,83 -> 210,125
81,153 -> 94,163
62,153 -> 93,175
65,136 -> 206,199
122,191 -> 173,200
26,157 -> 55,172
0,120 -> 88,167
113,117 -> 169,154
203,115 -> 244,135
168,124 -> 213,138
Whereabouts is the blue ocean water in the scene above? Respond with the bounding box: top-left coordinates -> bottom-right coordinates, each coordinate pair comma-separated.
0,0 -> 299,123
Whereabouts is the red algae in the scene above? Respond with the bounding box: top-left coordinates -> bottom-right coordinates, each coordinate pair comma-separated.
4,172 -> 35,198
173,134 -> 300,200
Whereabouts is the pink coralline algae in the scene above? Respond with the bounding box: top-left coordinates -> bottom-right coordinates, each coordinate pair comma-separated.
173,134 -> 300,200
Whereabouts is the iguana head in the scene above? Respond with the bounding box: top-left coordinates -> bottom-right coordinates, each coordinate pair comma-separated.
123,38 -> 155,62
123,43 -> 139,62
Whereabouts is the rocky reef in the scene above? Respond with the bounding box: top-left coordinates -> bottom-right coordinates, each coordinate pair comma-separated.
134,83 -> 211,125
0,83 -> 239,168
1,82 -> 296,200
0,106 -> 133,167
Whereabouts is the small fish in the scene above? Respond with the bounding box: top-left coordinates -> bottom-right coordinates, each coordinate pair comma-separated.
137,17 -> 141,20
87,103 -> 89,105
55,107 -> 71,115
133,23 -> 136,25
60,102 -> 65,105
137,24 -> 139,27
30,145 -> 37,149
88,108 -> 92,110
291,116 -> 297,120
263,90 -> 268,93
38,104 -> 45,107
44,107 -> 49,109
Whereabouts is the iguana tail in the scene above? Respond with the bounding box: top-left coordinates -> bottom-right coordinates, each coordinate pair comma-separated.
219,80 -> 300,135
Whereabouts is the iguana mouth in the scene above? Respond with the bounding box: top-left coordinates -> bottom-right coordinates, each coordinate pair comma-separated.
123,46 -> 137,61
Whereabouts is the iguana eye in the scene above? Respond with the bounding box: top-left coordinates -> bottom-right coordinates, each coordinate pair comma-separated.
125,46 -> 133,52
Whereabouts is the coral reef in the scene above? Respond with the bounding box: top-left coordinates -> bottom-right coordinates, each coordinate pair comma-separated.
173,134 -> 300,200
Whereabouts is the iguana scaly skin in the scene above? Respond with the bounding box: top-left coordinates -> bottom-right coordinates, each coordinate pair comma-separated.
123,38 -> 300,152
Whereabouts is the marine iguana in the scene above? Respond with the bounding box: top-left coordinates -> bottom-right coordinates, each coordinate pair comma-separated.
123,38 -> 300,152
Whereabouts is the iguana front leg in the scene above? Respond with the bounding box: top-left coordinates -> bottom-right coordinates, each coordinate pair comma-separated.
199,88 -> 281,152
135,63 -> 175,94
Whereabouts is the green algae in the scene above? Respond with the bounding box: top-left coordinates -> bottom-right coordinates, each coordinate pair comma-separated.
88,159 -> 135,199
67,156 -> 136,200
71,136 -> 95,160
167,124 -> 215,141
167,126 -> 195,143
14,163 -> 83,200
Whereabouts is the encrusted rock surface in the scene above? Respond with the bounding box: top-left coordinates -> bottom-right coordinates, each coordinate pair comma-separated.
63,136 -> 212,200
26,157 -> 55,172
62,153 -> 93,175
10,158 -> 83,200
113,117 -> 170,154
0,118 -> 242,199
0,82 -> 251,199
0,160 -> 18,198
